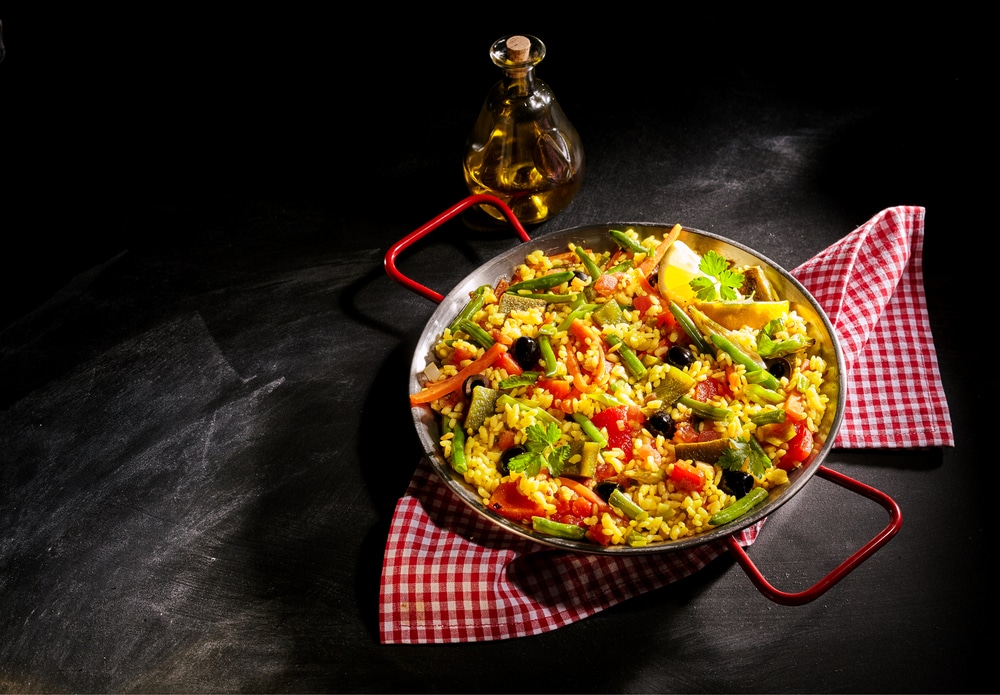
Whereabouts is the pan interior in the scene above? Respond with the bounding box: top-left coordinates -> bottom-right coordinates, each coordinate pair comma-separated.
408,223 -> 844,555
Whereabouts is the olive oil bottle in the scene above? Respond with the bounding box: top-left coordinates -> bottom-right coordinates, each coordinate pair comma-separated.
463,35 -> 584,225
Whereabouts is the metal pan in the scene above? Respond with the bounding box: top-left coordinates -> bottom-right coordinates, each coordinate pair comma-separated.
386,195 -> 901,605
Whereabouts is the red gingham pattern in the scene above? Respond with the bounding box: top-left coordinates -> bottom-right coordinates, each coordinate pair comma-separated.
791,206 -> 953,448
379,206 -> 953,644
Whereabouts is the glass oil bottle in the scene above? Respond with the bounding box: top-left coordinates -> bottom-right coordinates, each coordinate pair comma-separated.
463,35 -> 584,225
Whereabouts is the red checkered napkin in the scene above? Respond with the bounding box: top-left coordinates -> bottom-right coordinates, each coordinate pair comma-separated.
379,205 -> 953,645
792,206 -> 953,448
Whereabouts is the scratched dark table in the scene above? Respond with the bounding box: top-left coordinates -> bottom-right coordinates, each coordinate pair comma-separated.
0,8 -> 986,694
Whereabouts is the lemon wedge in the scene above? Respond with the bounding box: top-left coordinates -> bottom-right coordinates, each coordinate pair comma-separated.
657,241 -> 701,302
691,300 -> 790,330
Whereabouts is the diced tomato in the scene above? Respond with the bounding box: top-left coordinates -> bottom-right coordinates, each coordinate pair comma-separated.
670,461 -> 705,492
633,295 -> 654,317
497,429 -> 517,451
695,376 -> 730,401
589,405 -> 644,454
593,273 -> 621,296
674,421 -> 700,443
536,378 -> 572,399
495,351 -> 523,376
634,441 -> 662,468
784,392 -> 808,422
449,344 -> 476,365
488,481 -> 545,521
657,308 -> 678,331
777,423 -> 813,470
587,523 -> 612,546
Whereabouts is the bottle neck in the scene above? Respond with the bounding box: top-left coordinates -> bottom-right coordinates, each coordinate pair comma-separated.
502,66 -> 535,98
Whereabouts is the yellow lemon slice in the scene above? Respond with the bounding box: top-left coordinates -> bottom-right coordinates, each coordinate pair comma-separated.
691,300 -> 790,330
657,241 -> 701,302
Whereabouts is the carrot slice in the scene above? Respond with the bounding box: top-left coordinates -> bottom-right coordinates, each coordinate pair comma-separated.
410,342 -> 507,405
638,223 -> 682,276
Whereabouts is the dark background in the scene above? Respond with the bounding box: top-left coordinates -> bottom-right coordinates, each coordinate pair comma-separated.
1,7 -> 987,694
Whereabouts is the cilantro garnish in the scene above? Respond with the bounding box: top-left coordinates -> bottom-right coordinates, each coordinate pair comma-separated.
690,250 -> 745,301
718,436 -> 772,479
506,422 -> 570,478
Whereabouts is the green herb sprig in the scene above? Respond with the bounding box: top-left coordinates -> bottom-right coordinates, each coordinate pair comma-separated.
718,436 -> 772,479
506,422 -> 570,478
690,250 -> 745,301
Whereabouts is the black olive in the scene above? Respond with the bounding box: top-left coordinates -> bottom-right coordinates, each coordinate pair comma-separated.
667,345 -> 695,368
573,270 -> 590,284
721,470 -> 755,499
766,357 -> 792,380
499,445 -> 525,475
594,481 -> 624,502
463,373 -> 490,399
511,336 -> 541,370
646,409 -> 676,438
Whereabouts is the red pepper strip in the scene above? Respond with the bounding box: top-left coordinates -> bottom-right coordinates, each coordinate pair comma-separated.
638,223 -> 682,276
670,460 -> 706,492
565,349 -> 596,393
488,480 -> 545,521
410,342 -> 507,406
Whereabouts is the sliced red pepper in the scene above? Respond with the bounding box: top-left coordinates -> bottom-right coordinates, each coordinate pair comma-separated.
670,460 -> 705,492
495,350 -> 523,376
777,422 -> 813,470
488,480 -> 545,522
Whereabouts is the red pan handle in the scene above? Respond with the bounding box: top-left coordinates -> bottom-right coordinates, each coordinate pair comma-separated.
384,194 -> 531,302
727,464 -> 902,606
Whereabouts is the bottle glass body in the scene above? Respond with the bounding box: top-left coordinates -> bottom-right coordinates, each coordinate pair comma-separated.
463,35 -> 584,225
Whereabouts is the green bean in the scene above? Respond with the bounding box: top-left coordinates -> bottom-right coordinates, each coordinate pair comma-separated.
604,334 -> 647,379
449,285 -> 489,334
710,334 -> 780,391
447,416 -> 468,474
506,271 -> 575,294
574,247 -> 603,281
677,395 -> 733,421
750,408 -> 787,426
609,488 -> 648,521
745,383 -> 784,405
584,391 -> 623,408
709,487 -> 768,526
557,303 -> 598,331
571,412 -> 608,448
609,229 -> 648,255
668,301 -> 713,356
457,319 -> 495,349
512,292 -> 578,303
532,516 -> 587,539
606,260 -> 633,273
539,333 -> 558,377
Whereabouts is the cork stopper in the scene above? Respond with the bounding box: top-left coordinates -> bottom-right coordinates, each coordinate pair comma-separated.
506,35 -> 531,62
506,35 -> 531,77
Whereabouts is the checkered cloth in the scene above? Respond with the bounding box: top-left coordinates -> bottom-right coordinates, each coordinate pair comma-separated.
379,206 -> 953,644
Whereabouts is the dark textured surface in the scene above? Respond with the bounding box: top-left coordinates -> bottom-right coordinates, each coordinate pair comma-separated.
0,8 -> 984,693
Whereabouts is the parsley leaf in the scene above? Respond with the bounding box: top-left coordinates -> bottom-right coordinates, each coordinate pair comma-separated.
690,250 -> 745,301
717,436 -> 772,479
506,422 -> 570,477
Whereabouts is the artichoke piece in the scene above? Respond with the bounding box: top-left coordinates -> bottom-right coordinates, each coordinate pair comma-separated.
740,266 -> 779,302
464,386 -> 499,432
648,365 -> 696,405
674,437 -> 732,464
498,293 -> 548,316
562,440 -> 602,478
